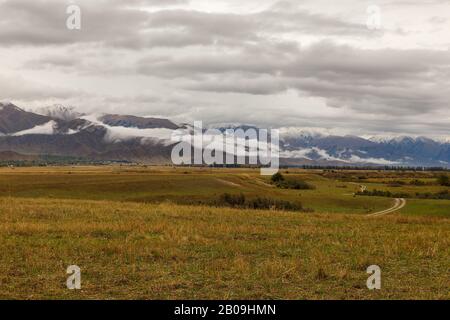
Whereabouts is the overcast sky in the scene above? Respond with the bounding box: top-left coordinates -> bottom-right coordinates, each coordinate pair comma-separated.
0,0 -> 449,138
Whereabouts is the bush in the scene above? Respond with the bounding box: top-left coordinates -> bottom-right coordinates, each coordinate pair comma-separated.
437,174 -> 450,186
219,193 -> 246,207
356,189 -> 408,198
271,173 -> 315,190
247,197 -> 303,211
216,193 -> 312,212
271,172 -> 285,183
415,190 -> 450,200
388,181 -> 405,187
410,179 -> 426,186
275,179 -> 316,190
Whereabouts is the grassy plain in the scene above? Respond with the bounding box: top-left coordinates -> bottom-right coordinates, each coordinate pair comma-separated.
0,166 -> 448,299
0,166 -> 398,214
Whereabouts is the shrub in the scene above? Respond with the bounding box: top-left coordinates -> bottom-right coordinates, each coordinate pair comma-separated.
271,172 -> 285,183
358,188 -> 450,200
437,174 -> 450,186
215,193 -> 312,212
271,173 -> 315,190
388,181 -> 405,187
275,179 -> 316,190
247,197 -> 303,211
410,179 -> 426,186
356,189 -> 408,198
415,190 -> 450,200
219,193 -> 246,207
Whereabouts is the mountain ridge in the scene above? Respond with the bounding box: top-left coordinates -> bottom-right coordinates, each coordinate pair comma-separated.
0,103 -> 448,167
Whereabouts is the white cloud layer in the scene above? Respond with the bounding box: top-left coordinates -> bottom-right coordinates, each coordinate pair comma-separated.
12,120 -> 57,136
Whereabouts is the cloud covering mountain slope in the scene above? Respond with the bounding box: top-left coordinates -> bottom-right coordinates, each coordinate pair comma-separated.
0,103 -> 448,167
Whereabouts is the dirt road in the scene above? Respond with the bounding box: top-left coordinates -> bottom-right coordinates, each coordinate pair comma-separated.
367,198 -> 407,217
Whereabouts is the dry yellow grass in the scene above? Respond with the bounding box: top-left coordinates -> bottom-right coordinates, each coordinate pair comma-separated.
0,196 -> 448,300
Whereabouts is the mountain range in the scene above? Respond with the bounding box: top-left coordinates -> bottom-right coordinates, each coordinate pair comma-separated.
0,102 -> 448,167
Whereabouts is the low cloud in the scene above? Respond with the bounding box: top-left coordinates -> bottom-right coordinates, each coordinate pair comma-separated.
11,120 -> 57,136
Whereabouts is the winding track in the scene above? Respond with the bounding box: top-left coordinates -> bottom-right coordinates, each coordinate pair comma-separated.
367,198 -> 407,217
348,182 -> 407,217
